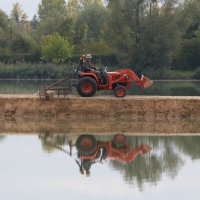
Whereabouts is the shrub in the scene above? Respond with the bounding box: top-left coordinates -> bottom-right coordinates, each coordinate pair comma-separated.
0,62 -> 77,79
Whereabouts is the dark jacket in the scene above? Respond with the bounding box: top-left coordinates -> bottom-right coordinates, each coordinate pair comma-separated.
83,60 -> 97,72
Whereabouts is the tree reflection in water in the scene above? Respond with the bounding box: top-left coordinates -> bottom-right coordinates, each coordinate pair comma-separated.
39,133 -> 200,191
109,136 -> 185,191
0,136 -> 6,143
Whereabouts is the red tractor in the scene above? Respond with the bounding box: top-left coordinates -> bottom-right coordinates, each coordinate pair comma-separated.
75,134 -> 152,175
75,56 -> 153,97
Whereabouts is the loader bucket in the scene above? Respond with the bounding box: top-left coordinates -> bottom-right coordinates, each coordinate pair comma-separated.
141,144 -> 152,155
141,75 -> 153,88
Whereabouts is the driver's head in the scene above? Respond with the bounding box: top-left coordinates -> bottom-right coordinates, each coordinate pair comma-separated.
85,54 -> 92,61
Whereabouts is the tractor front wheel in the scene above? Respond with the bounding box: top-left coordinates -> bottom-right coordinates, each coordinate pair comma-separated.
76,135 -> 97,155
77,77 -> 97,97
114,85 -> 126,98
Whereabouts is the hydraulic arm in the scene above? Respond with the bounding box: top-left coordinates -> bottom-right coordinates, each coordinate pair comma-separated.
116,69 -> 153,88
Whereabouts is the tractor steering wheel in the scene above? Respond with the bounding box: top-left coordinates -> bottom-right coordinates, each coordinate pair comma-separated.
99,66 -> 107,72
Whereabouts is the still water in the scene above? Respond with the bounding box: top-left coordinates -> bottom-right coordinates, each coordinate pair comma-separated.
0,80 -> 200,95
0,134 -> 200,200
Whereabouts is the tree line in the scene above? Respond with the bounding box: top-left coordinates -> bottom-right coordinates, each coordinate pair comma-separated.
1,0 -> 200,78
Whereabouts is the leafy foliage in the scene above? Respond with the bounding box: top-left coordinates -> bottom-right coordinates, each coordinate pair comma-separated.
1,0 -> 200,78
10,3 -> 28,23
41,33 -> 74,63
175,39 -> 200,70
0,62 -> 77,79
74,1 -> 106,45
0,9 -> 8,30
38,0 -> 67,20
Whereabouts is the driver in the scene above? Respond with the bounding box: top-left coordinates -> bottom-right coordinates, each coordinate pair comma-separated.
75,158 -> 94,177
83,54 -> 101,81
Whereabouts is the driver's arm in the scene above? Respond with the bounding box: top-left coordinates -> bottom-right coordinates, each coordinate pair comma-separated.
91,65 -> 99,70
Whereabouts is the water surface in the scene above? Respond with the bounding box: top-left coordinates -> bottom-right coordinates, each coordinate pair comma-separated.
0,80 -> 200,96
0,134 -> 200,200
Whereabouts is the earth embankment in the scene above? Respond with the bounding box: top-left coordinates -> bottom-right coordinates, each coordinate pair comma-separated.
0,94 -> 200,119
1,94 -> 200,134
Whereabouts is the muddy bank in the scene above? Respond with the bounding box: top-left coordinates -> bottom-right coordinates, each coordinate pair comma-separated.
0,94 -> 200,119
0,117 -> 200,135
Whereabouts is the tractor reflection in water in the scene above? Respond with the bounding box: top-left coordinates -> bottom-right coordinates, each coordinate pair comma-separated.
75,134 -> 152,176
39,133 -> 152,177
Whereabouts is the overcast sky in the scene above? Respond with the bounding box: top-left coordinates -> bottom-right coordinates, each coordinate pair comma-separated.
0,0 -> 49,20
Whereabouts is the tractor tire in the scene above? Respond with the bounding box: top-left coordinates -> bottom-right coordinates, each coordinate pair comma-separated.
76,77 -> 97,97
113,134 -> 126,148
76,135 -> 97,155
114,85 -> 126,98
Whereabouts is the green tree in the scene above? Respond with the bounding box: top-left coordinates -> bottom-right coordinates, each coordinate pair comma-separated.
36,15 -> 62,37
172,0 -> 200,70
30,14 -> 39,29
36,0 -> 74,41
73,1 -> 107,52
57,17 -> 75,44
38,0 -> 67,21
41,32 -> 74,63
36,14 -> 75,41
10,2 -> 28,23
67,0 -> 81,19
175,38 -> 200,70
10,35 -> 32,53
137,1 -> 183,76
105,0 -> 186,78
182,0 -> 200,39
0,9 -> 9,53
4,3 -> 33,53
0,9 -> 9,30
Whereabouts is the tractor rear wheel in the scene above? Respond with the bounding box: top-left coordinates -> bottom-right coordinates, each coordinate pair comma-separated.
113,134 -> 126,148
76,135 -> 97,155
77,77 -> 97,97
114,85 -> 126,97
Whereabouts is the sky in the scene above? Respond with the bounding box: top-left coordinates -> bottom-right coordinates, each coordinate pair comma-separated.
0,0 -> 46,20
